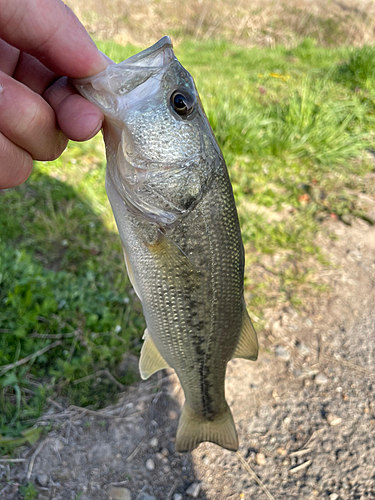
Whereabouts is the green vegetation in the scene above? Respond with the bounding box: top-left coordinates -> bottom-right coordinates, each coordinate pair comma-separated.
1,38 -> 375,447
19,482 -> 38,500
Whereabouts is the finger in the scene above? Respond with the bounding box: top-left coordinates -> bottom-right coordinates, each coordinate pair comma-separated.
0,71 -> 68,161
13,51 -> 57,95
0,38 -> 20,75
0,132 -> 33,189
0,0 -> 108,77
44,77 -> 103,141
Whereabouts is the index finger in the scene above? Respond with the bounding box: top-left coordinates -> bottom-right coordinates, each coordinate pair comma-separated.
0,0 -> 108,78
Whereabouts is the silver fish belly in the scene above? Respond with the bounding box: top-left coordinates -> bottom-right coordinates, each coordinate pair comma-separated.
74,36 -> 258,452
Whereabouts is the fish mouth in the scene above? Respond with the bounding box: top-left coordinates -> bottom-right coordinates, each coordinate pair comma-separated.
73,36 -> 175,99
124,36 -> 174,68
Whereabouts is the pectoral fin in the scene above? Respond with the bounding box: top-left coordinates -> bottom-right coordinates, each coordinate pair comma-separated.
122,245 -> 141,299
146,229 -> 201,282
232,306 -> 258,361
139,329 -> 170,380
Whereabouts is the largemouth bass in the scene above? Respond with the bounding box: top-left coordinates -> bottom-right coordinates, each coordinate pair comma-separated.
74,37 -> 258,452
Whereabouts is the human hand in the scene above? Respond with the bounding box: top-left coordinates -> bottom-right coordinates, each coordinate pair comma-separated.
0,0 -> 109,189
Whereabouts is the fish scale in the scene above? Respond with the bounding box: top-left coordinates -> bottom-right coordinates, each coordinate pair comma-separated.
73,36 -> 258,452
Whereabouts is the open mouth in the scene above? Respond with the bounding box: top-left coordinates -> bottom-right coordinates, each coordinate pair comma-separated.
73,36 -> 176,102
123,35 -> 174,68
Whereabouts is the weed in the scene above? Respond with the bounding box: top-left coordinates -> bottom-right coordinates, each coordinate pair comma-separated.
19,482 -> 38,500
335,45 -> 375,90
0,170 -> 144,443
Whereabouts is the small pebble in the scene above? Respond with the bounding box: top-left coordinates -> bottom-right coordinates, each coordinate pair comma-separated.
296,341 -> 310,356
149,437 -> 158,448
108,486 -> 132,500
186,482 -> 202,498
277,447 -> 287,456
36,474 -> 48,487
322,440 -> 333,453
174,495 -> 183,500
55,440 -> 65,451
169,410 -> 178,420
139,494 -> 156,500
326,414 -> 342,426
275,346 -> 290,362
329,494 -> 339,500
145,458 -> 155,471
349,249 -> 362,261
161,447 -> 169,457
136,401 -> 145,411
271,320 -> 284,336
315,373 -> 329,385
256,452 -> 267,465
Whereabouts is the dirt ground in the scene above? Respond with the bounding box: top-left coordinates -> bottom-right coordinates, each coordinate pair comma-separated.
1,202 -> 375,499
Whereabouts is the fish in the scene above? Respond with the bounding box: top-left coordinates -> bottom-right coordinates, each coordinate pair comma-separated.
73,36 -> 258,452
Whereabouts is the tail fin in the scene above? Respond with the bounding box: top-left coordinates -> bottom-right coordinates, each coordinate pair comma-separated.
175,403 -> 238,452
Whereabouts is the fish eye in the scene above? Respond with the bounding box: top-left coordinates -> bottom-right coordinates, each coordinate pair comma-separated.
170,89 -> 195,117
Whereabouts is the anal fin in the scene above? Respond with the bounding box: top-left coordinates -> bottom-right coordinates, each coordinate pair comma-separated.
175,403 -> 238,452
232,305 -> 258,361
139,329 -> 170,380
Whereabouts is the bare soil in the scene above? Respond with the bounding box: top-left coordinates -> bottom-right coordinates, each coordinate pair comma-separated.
2,206 -> 375,499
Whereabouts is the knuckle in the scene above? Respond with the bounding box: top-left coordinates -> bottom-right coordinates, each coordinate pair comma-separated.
15,100 -> 67,162
34,132 -> 68,162
15,158 -> 33,185
16,100 -> 41,136
0,134 -> 33,188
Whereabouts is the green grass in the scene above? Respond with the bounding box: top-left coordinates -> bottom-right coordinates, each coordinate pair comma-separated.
1,38 -> 375,449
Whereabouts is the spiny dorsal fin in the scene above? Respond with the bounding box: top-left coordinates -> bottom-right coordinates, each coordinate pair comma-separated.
232,306 -> 258,361
175,402 -> 238,452
139,329 -> 170,380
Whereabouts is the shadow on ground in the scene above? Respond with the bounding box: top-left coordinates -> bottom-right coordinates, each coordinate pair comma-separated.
0,171 -> 207,499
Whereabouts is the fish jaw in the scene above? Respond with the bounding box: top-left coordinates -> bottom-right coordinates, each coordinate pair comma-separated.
72,36 -> 175,119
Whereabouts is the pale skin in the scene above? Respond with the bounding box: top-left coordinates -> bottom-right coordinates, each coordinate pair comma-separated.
0,0 -> 110,189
